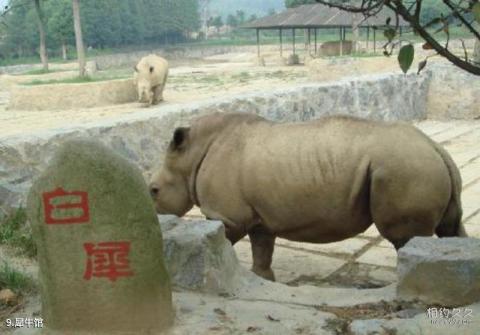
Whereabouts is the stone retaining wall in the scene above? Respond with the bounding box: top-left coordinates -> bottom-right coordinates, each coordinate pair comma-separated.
426,63 -> 480,120
94,45 -> 279,69
0,72 -> 428,209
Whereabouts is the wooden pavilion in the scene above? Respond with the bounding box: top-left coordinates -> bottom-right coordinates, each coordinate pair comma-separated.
242,3 -> 409,58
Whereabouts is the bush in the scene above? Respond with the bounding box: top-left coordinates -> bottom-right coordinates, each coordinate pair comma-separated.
0,208 -> 37,258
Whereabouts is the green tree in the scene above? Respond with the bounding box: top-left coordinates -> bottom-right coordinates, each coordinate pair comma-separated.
2,0 -> 37,58
248,14 -> 258,22
209,15 -> 223,28
1,0 -> 201,59
285,0 -> 316,8
119,0 -> 146,45
46,0 -> 74,60
33,0 -> 48,70
80,0 -> 121,48
72,0 -> 86,76
226,14 -> 238,27
236,10 -> 245,24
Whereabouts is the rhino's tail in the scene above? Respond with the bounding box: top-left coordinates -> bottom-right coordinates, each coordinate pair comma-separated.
434,143 -> 467,237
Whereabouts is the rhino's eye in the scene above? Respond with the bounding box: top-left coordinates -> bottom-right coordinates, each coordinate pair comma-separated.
149,184 -> 160,198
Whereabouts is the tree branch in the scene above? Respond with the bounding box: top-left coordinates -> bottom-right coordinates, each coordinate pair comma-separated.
388,0 -> 480,75
442,0 -> 480,40
314,0 -> 480,76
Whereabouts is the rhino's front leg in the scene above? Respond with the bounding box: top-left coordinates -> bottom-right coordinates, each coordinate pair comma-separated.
201,208 -> 246,245
248,226 -> 276,281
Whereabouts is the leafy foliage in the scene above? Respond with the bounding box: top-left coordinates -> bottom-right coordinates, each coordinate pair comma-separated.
313,0 -> 480,75
474,3 -> 480,24
0,262 -> 35,294
209,0 -> 284,17
0,0 -> 201,59
0,208 -> 36,258
398,44 -> 414,74
285,0 -> 316,8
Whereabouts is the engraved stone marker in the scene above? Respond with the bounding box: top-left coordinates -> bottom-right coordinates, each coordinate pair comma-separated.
27,139 -> 173,334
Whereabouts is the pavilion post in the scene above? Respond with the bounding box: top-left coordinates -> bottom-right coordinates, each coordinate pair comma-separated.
307,28 -> 311,55
293,28 -> 296,55
256,29 -> 260,58
373,28 -> 376,53
366,27 -> 370,50
339,27 -> 343,56
314,28 -> 317,55
279,28 -> 283,57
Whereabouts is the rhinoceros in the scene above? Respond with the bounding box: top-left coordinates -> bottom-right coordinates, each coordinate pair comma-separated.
149,113 -> 465,281
133,54 -> 169,106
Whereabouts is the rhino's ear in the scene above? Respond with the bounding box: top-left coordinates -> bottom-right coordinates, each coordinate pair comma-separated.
170,127 -> 190,151
149,66 -> 154,73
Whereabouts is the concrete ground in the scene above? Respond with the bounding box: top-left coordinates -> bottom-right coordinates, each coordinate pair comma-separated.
185,120 -> 480,290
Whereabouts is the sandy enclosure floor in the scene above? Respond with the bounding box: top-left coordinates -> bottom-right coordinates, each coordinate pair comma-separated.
0,48 -> 444,139
0,54 -> 311,138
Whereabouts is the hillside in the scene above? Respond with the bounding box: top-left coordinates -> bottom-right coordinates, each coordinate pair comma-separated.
209,0 -> 285,18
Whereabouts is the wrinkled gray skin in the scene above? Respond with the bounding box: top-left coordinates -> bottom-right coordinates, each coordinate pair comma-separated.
150,113 -> 465,281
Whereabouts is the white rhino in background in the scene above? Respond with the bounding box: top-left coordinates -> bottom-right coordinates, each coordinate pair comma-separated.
133,54 -> 169,106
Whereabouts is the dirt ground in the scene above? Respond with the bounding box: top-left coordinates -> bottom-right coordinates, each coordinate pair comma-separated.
0,47 -> 449,139
0,52 -> 305,138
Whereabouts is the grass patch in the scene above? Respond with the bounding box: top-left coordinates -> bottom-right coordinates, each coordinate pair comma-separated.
263,70 -> 287,79
231,71 -> 251,82
22,75 -> 95,86
169,74 -> 224,86
0,262 -> 35,294
18,68 -> 63,76
0,208 -> 36,258
21,74 -> 128,86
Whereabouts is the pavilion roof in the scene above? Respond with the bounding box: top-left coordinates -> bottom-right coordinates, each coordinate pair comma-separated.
242,3 -> 408,29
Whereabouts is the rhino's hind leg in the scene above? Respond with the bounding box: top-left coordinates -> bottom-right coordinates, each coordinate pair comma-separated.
388,237 -> 411,250
152,84 -> 165,104
374,217 -> 437,251
370,166 -> 448,251
248,226 -> 276,281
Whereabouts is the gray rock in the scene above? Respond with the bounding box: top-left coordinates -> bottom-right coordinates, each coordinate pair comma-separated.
397,237 -> 480,306
27,139 -> 173,334
159,215 -> 240,293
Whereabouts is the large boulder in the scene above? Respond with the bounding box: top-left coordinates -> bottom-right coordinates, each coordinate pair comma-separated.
27,139 -> 173,334
159,215 -> 241,293
397,237 -> 480,306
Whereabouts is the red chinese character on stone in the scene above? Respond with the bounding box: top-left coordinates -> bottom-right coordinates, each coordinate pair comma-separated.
83,241 -> 134,282
42,187 -> 90,224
